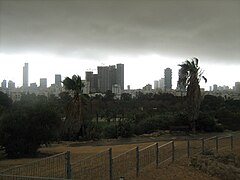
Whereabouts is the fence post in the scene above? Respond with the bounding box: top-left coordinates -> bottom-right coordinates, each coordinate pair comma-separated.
136,146 -> 140,177
216,136 -> 218,154
65,151 -> 72,179
156,143 -> 159,168
187,140 -> 190,158
172,141 -> 175,162
231,135 -> 233,151
202,138 -> 205,154
109,148 -> 113,180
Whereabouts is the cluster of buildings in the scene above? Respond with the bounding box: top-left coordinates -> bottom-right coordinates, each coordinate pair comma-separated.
0,63 -> 125,101
1,63 -> 240,101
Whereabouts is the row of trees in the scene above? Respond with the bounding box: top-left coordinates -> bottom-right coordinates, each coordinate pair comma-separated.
1,58 -> 239,158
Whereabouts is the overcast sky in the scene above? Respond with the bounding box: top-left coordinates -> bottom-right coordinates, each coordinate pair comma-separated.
0,0 -> 239,90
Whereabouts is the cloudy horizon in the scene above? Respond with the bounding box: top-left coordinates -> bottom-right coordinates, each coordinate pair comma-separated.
0,0 -> 239,90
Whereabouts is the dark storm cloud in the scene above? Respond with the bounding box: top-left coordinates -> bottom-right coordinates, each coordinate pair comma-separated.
0,0 -> 239,63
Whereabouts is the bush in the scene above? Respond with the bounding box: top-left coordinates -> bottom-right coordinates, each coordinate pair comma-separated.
135,114 -> 174,135
197,112 -> 217,132
103,123 -> 118,139
117,119 -> 134,138
0,103 -> 61,158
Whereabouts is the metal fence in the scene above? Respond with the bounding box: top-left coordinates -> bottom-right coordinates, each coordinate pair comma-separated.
0,135 -> 234,180
0,152 -> 69,179
71,149 -> 110,180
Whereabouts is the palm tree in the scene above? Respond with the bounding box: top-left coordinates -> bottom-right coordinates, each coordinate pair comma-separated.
178,58 -> 207,133
62,75 -> 86,139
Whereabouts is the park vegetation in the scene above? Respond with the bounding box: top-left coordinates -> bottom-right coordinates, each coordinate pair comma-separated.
0,59 -> 240,158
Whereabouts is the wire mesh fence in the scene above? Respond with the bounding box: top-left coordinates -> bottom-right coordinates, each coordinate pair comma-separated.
0,135 -> 235,180
71,149 -> 109,180
0,152 -> 68,179
158,141 -> 173,165
218,135 -> 233,152
203,136 -> 217,153
139,143 -> 157,169
188,138 -> 203,156
112,147 -> 137,180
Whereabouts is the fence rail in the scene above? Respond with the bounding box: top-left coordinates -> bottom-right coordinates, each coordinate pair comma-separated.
0,152 -> 68,179
0,135 -> 234,180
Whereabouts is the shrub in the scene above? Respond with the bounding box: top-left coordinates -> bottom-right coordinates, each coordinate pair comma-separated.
117,119 -> 134,138
135,114 -> 174,135
103,123 -> 118,139
197,112 -> 217,132
0,103 -> 61,158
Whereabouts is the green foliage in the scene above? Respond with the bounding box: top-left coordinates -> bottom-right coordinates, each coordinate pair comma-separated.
216,108 -> 240,130
135,114 -> 175,135
103,123 -> 118,139
0,100 -> 61,158
196,112 -> 217,132
117,119 -> 134,138
0,91 -> 12,114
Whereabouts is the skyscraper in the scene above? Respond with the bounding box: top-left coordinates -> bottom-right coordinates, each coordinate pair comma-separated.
116,63 -> 124,90
23,63 -> 29,88
40,78 -> 47,89
1,80 -> 7,89
97,66 -> 110,93
55,74 -> 62,87
164,68 -> 172,91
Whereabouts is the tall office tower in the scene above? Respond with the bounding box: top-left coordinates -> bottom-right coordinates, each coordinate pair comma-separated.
86,71 -> 94,92
235,82 -> 240,93
116,64 -> 124,90
97,66 -> 109,93
1,80 -> 7,89
8,80 -> 15,90
40,78 -> 47,89
213,84 -> 218,91
109,65 -> 117,88
55,74 -> 62,87
154,80 -> 159,89
23,63 -> 29,88
164,68 -> 172,91
159,78 -> 165,91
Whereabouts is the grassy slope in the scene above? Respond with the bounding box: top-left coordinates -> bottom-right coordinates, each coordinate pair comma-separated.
0,132 -> 239,179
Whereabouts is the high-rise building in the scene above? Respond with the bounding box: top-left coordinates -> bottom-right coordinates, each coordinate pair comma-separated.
97,66 -> 109,93
40,78 -> 47,89
235,82 -> 240,93
154,80 -> 159,89
90,63 -> 124,93
8,80 -> 15,90
159,78 -> 165,91
213,84 -> 218,91
55,74 -> 62,87
1,80 -> 7,89
116,64 -> 124,90
23,63 -> 29,88
164,68 -> 172,91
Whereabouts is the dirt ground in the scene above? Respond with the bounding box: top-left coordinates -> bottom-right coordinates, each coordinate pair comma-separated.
0,131 -> 239,179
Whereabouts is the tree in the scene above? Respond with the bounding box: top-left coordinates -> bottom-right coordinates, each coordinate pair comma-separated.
62,75 -> 87,139
0,102 -> 61,158
0,91 -> 12,115
178,58 -> 207,133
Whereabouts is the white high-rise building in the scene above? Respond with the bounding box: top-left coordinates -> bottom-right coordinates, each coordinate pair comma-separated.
23,63 -> 29,88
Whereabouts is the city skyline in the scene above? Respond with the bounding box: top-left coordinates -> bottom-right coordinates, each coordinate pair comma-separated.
0,0 -> 239,90
0,61 -> 239,91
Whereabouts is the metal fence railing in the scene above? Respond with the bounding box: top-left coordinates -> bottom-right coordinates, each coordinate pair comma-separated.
0,135 -> 234,180
112,147 -> 137,179
71,149 -> 109,180
0,152 -> 68,179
